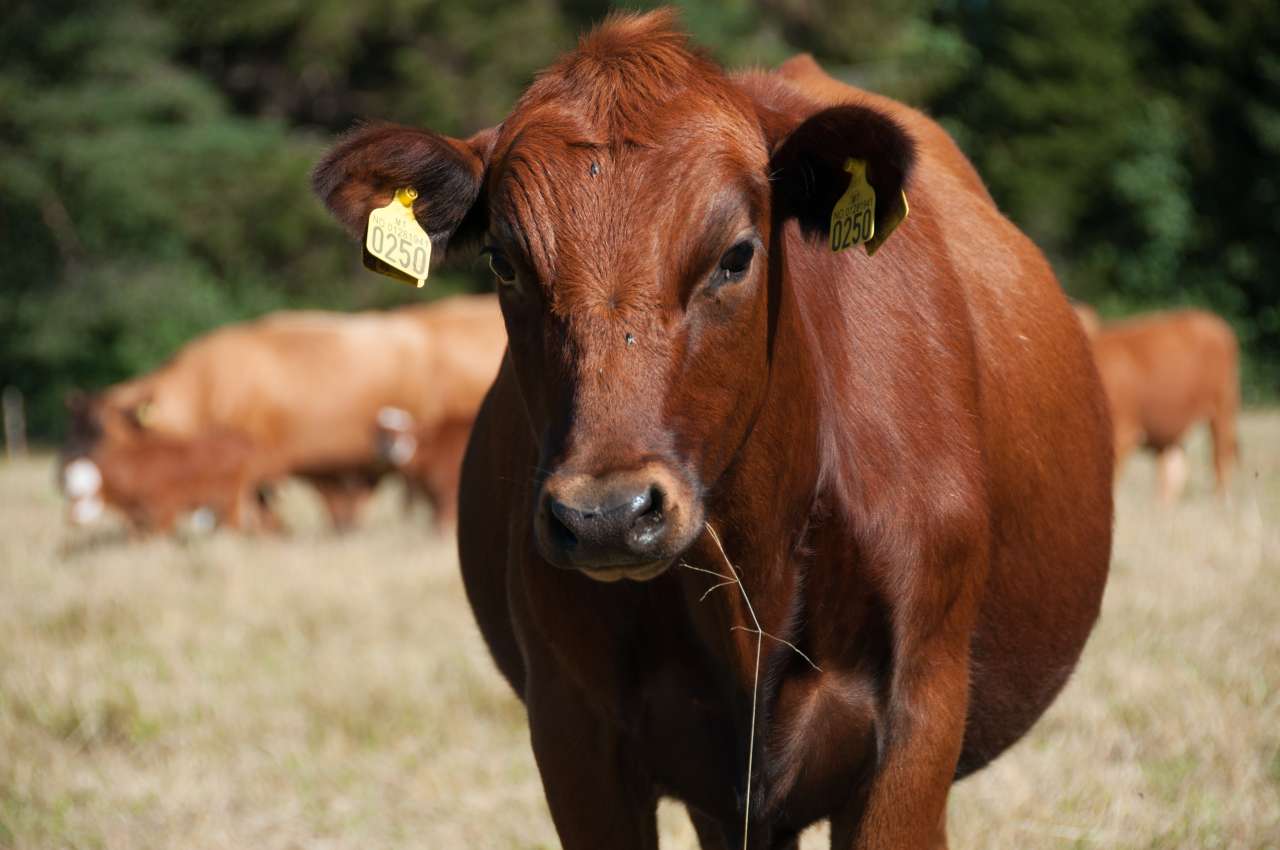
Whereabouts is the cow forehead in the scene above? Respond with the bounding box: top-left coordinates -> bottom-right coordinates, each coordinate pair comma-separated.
483,20 -> 770,313
490,115 -> 768,306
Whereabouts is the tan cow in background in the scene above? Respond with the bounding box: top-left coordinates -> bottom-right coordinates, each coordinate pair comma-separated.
61,294 -> 506,532
1081,307 -> 1239,502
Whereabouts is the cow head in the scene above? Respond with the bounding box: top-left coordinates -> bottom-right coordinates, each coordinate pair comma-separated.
60,388 -> 158,524
314,10 -> 913,581
63,388 -> 157,458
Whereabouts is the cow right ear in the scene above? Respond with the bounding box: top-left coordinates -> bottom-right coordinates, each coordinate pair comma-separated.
764,102 -> 915,253
312,124 -> 497,260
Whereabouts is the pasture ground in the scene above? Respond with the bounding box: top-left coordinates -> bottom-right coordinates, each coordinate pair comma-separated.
1,413 -> 1277,849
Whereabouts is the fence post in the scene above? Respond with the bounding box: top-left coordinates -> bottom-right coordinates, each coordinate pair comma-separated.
2,387 -> 27,460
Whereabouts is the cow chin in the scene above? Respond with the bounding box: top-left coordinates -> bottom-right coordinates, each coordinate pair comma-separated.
579,559 -> 676,583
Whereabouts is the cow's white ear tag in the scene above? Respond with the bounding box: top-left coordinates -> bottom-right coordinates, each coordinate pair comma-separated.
363,187 -> 431,287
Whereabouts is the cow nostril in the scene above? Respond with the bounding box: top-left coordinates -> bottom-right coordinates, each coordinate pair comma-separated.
629,487 -> 667,546
626,487 -> 654,519
641,487 -> 663,522
546,499 -> 580,550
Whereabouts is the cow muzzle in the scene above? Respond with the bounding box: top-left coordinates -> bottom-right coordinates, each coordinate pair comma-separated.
535,465 -> 699,581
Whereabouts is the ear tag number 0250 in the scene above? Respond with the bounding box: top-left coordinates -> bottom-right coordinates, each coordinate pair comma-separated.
364,187 -> 431,287
830,158 -> 876,253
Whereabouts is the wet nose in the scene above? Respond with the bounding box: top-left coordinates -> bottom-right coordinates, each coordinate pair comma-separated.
539,480 -> 669,569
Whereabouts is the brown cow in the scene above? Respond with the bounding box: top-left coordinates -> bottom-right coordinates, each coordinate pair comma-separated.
1087,308 -> 1239,502
61,429 -> 262,535
314,12 -> 1113,849
62,296 -> 506,530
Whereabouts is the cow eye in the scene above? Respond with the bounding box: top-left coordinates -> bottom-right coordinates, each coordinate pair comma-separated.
712,240 -> 756,288
483,247 -> 518,286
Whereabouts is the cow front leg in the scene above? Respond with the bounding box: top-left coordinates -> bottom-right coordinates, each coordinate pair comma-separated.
526,674 -> 658,850
1156,445 -> 1188,504
830,567 -> 977,850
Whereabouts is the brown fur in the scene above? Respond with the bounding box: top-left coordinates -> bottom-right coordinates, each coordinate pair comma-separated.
1089,308 -> 1239,501
63,296 -> 506,530
76,430 -> 261,534
314,11 -> 1113,849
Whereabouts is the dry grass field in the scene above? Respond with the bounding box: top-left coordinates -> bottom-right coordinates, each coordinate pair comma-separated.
2,413 -> 1277,849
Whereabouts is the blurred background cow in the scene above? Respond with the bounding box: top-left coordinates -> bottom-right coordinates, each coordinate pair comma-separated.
61,429 -> 261,534
58,295 -> 505,533
1077,307 -> 1240,503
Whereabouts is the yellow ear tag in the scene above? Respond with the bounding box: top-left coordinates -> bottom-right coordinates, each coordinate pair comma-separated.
865,190 -> 908,257
830,158 -> 876,253
363,187 -> 431,287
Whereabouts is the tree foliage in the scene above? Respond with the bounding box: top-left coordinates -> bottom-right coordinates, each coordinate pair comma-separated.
2,0 -> 1277,440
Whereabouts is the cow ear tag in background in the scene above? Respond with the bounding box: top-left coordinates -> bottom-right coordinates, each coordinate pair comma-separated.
363,187 -> 431,287
829,158 -> 910,256
132,400 -> 154,428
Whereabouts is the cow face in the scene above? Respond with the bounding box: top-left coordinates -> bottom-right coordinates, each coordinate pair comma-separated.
60,389 -> 156,520
314,12 -> 912,580
63,388 -> 156,458
63,390 -> 105,459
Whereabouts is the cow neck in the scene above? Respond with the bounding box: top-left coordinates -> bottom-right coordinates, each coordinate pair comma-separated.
677,245 -> 824,692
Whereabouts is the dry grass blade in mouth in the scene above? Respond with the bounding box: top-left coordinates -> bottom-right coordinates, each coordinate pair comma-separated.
680,521 -> 821,850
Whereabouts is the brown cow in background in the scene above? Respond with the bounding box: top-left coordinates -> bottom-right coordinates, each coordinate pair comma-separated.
315,12 -> 1112,849
62,429 -> 262,535
61,295 -> 506,532
1082,307 -> 1239,502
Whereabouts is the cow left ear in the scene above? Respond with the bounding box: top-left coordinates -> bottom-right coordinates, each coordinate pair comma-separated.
766,104 -> 916,252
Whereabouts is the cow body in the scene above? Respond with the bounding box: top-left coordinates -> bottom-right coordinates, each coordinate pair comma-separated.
64,295 -> 505,530
1090,308 -> 1238,501
315,12 -> 1112,848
